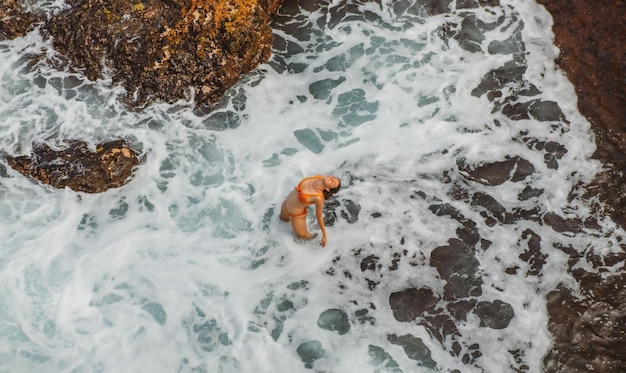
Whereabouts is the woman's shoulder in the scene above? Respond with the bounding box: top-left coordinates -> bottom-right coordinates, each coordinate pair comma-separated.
298,175 -> 322,187
304,174 -> 323,181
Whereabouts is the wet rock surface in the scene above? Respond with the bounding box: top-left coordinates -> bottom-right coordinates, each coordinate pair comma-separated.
388,333 -> 437,369
5,140 -> 139,193
532,1 -> 626,371
0,0 -> 45,39
317,308 -> 350,335
535,0 -> 626,230
458,156 -> 534,186
1,0 -> 284,191
1,0 -> 284,108
544,272 -> 626,372
378,162 -> 624,371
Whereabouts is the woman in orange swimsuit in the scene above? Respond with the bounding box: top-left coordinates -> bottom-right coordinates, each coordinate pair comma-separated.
279,175 -> 341,247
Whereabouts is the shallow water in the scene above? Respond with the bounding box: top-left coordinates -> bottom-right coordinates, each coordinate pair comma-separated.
1,0 -> 624,372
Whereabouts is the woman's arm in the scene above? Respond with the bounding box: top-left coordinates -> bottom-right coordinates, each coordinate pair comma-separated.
314,198 -> 327,247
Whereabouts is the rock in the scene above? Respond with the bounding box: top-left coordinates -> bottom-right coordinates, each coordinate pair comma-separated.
458,156 -> 534,186
368,345 -> 400,370
0,0 -> 45,39
544,274 -> 626,372
517,229 -> 547,276
296,340 -> 326,369
389,287 -> 440,322
430,238 -> 483,300
3,0 -> 284,108
387,334 -> 437,369
542,212 -> 583,234
472,300 -> 514,329
317,308 -> 350,335
535,0 -> 626,229
533,6 -> 626,365
5,140 -> 139,193
471,192 -> 507,225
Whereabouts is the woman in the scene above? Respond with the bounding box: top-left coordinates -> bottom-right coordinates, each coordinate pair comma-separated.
279,175 -> 341,247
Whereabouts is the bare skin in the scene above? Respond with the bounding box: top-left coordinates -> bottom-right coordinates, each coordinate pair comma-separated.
279,175 -> 340,247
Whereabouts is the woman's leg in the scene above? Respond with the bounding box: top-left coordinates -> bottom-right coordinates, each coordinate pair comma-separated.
280,199 -> 315,239
290,214 -> 314,239
279,201 -> 289,221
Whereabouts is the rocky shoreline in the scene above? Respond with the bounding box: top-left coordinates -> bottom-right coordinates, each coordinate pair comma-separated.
535,1 -> 626,371
535,0 -> 626,230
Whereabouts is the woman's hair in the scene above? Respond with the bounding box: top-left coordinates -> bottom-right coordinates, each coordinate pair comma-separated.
323,179 -> 341,199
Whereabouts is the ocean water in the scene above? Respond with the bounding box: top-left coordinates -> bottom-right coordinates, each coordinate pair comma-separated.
1,0 -> 624,372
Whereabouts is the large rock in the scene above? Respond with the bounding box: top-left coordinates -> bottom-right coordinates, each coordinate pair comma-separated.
535,0 -> 626,229
1,0 -> 284,108
532,2 -> 626,371
544,272 -> 626,372
0,0 -> 44,39
6,140 -> 139,193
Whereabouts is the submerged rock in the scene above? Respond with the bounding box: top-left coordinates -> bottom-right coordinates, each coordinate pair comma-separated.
389,287 -> 440,322
368,345 -> 401,371
6,140 -> 139,193
317,308 -> 350,335
296,340 -> 326,369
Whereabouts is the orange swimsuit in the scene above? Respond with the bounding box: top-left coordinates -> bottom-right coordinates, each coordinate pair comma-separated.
288,175 -> 324,217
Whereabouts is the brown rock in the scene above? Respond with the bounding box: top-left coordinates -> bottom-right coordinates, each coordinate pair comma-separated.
389,287 -> 440,322
535,0 -> 626,229
531,4 -> 626,370
458,156 -> 534,186
471,192 -> 506,225
542,212 -> 583,234
518,229 -> 547,276
3,0 -> 284,108
6,140 -> 139,193
52,0 -> 285,108
0,0 -> 44,39
544,274 -> 626,372
472,300 -> 514,329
